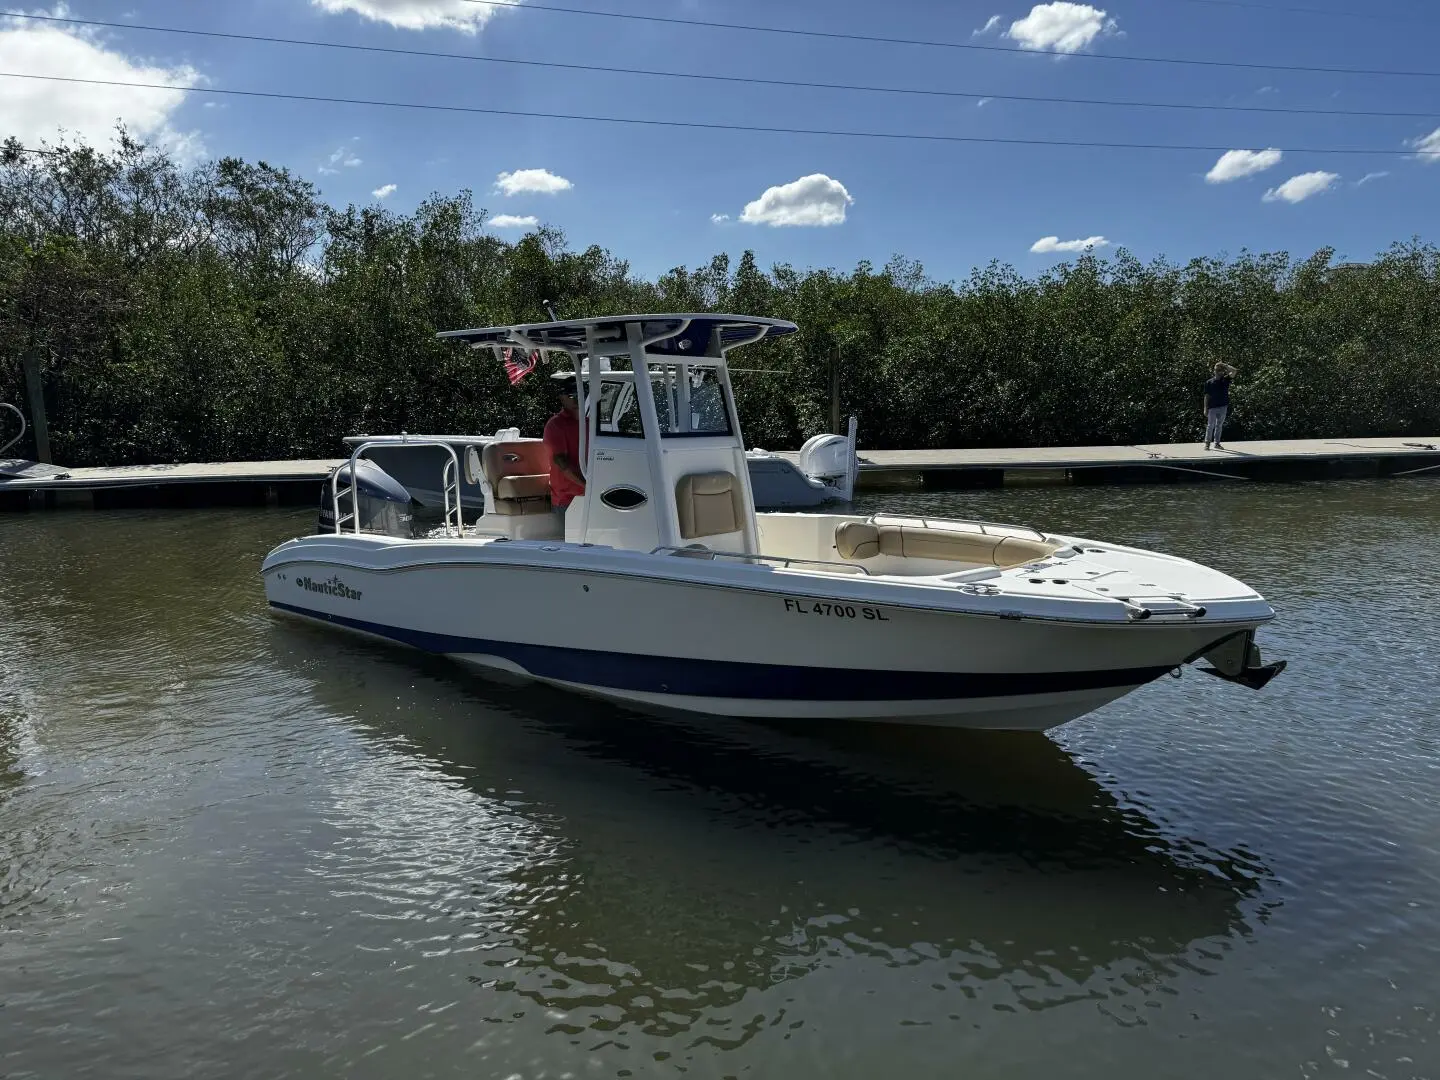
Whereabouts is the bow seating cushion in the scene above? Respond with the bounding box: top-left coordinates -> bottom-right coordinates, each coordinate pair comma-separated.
834,521 -> 1057,567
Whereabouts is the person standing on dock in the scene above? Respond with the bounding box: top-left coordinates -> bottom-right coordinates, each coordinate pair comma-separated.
1203,362 -> 1235,451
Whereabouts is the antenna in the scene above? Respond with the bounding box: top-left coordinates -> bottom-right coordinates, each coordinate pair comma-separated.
543,299 -> 560,321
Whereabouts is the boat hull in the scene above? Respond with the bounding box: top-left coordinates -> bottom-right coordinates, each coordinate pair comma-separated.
263,544 -> 1258,732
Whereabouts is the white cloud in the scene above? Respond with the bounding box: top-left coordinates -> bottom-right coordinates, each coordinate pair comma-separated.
494,168 -> 572,196
976,97 -> 992,107
1005,3 -> 1117,53
1262,171 -> 1340,204
739,174 -> 853,227
710,213 -> 730,224
1031,235 -> 1110,253
1355,171 -> 1389,186
0,12 -> 204,158
489,214 -> 538,229
309,0 -> 513,33
372,183 -> 396,199
1205,148 -> 1283,184
973,14 -> 1003,36
1408,126 -> 1440,163
318,141 -> 362,175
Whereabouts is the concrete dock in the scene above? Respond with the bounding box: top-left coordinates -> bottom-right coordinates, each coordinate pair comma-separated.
0,458 -> 344,510
842,436 -> 1440,488
3,436 -> 1439,511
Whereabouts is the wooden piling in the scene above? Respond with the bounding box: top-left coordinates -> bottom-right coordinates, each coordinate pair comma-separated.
20,349 -> 51,465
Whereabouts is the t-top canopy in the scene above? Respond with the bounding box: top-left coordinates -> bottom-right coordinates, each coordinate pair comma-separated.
436,314 -> 798,357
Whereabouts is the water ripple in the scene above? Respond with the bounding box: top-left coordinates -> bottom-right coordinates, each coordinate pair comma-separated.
1,491 -> 1438,1077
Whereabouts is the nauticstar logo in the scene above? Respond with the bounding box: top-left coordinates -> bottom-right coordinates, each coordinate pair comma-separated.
295,575 -> 362,601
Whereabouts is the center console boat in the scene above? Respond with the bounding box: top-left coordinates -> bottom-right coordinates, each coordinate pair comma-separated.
262,313 -> 1285,731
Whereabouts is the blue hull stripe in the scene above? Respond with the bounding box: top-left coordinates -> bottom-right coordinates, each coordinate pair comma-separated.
271,601 -> 1172,701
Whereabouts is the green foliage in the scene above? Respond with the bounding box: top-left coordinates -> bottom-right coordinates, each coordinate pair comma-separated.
3,130 -> 1439,466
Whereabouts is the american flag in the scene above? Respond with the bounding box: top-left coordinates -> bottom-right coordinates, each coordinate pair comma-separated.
502,347 -> 539,386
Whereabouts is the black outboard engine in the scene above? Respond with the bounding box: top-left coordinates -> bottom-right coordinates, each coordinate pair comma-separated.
317,458 -> 415,537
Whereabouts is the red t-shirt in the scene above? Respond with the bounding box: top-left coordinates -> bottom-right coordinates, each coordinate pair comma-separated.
542,409 -> 585,507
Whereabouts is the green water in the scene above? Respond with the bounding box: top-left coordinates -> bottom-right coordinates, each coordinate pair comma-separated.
2,480 -> 1438,1078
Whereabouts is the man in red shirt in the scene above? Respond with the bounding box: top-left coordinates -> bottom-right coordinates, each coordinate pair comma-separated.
543,374 -> 586,512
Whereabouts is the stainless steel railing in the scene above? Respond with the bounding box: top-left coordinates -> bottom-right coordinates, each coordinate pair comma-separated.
333,439 -> 463,538
0,402 -> 26,458
650,546 -> 872,576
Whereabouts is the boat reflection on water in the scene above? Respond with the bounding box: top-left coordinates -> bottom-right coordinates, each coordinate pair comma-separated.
272,622 -> 1275,1037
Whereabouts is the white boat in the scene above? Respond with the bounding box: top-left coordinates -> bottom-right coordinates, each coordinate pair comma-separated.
261,313 -> 1285,732
340,418 -> 857,513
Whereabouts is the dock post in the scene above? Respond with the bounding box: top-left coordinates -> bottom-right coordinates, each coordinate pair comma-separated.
830,346 -> 841,436
20,348 -> 51,464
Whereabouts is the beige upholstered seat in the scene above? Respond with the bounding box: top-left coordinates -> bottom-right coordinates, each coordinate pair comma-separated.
835,521 -> 883,560
495,474 -> 551,500
675,471 -> 743,540
481,441 -> 552,516
835,521 -> 1058,567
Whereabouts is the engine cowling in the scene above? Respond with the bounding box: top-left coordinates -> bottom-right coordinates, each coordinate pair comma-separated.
317,458 -> 415,537
797,433 -> 853,483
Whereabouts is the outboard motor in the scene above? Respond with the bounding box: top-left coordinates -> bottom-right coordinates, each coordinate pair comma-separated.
797,434 -> 851,480
797,416 -> 859,500
317,458 -> 415,537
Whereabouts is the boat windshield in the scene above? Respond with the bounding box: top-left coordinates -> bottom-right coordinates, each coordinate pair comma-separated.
594,367 -> 734,439
597,380 -> 645,437
680,368 -> 732,436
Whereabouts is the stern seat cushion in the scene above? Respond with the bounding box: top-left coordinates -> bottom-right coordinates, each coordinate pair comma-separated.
482,441 -> 552,486
495,474 -> 550,500
835,521 -> 1057,567
483,441 -> 554,515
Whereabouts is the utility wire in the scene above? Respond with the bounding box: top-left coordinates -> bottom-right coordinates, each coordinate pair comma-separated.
782,0 -> 1436,22
5,12 -> 1438,121
1162,0 -> 1429,23
759,0 -> 1418,22
0,71 -> 1427,156
433,0 -> 1440,78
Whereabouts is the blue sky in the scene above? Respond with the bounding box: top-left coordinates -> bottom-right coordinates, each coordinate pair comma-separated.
1,0 -> 1437,282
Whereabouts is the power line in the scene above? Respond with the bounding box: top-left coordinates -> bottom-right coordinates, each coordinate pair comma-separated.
6,12 -> 1438,121
0,71 -> 1427,156
437,0 -> 1440,78
1162,0 -> 1429,23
